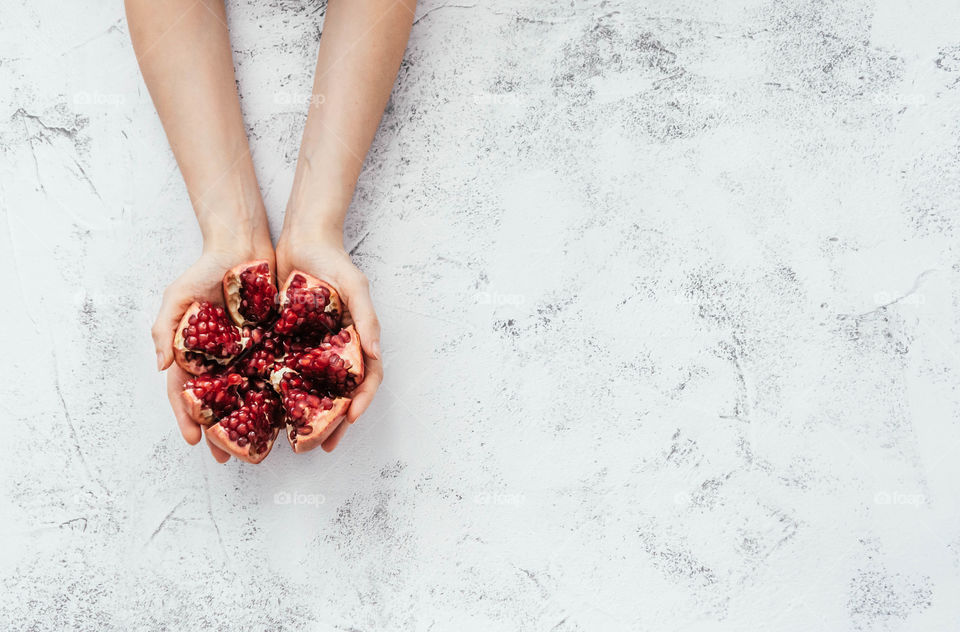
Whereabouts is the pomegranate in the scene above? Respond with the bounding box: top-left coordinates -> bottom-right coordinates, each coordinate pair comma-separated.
171,262 -> 364,462
274,271 -> 342,337
284,325 -> 364,392
223,260 -> 277,326
205,383 -> 284,464
181,372 -> 244,424
270,367 -> 351,453
173,301 -> 248,375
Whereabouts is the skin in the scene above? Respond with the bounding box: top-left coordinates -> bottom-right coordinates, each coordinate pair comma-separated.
126,0 -> 415,461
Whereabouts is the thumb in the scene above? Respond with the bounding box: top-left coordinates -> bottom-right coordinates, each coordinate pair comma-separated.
152,288 -> 186,371
344,277 -> 381,360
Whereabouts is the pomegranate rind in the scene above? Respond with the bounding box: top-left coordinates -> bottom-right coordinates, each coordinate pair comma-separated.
206,423 -> 278,464
181,389 -> 215,425
269,367 -> 351,454
223,260 -> 276,327
288,397 -> 350,453
173,302 -> 249,375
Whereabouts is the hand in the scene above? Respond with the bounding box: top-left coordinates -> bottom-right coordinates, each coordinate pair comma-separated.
152,246 -> 275,463
276,232 -> 383,452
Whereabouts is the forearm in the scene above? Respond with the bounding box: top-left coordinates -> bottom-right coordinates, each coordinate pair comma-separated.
284,0 -> 416,240
125,0 -> 269,253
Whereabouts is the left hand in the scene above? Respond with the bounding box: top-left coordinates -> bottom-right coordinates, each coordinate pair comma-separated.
276,232 -> 383,452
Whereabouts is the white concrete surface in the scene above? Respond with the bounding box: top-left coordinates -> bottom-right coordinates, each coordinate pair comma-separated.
2,0 -> 960,629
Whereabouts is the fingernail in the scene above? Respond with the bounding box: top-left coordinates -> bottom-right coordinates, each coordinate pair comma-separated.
371,341 -> 381,359
156,352 -> 165,371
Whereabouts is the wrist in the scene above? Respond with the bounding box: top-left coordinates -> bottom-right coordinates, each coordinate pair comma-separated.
280,203 -> 346,252
283,159 -> 351,243
276,224 -> 344,256
200,213 -> 273,260
194,169 -> 272,256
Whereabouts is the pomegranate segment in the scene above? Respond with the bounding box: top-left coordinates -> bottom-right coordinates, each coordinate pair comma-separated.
234,329 -> 284,379
223,260 -> 277,327
274,271 -> 342,337
270,367 -> 351,453
174,301 -> 248,375
181,372 -> 245,424
206,384 -> 284,464
175,265 -> 361,462
285,325 -> 365,392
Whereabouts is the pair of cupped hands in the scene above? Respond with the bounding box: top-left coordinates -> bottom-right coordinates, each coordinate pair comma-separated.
151,231 -> 383,462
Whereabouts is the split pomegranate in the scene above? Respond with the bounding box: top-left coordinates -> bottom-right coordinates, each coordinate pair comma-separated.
205,384 -> 284,464
274,271 -> 341,337
270,367 -> 351,453
171,261 -> 364,463
284,325 -> 364,392
181,372 -> 244,424
223,261 -> 277,326
172,301 -> 248,375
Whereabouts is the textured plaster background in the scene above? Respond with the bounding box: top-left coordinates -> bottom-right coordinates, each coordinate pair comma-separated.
2,0 -> 960,629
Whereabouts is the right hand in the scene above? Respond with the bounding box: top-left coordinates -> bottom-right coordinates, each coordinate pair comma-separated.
152,246 -> 275,463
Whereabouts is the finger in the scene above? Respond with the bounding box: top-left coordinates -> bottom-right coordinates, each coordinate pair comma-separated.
152,287 -> 187,371
204,431 -> 231,463
321,418 -> 350,452
347,354 -> 383,424
167,367 -> 202,445
343,277 -> 381,360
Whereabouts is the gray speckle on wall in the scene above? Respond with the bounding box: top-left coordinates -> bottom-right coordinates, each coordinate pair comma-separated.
1,0 -> 959,629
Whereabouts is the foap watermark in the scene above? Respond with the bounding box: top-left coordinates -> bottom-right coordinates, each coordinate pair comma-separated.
73,91 -> 126,108
273,91 -> 326,108
472,92 -> 527,107
474,291 -> 525,306
274,490 -> 326,507
874,491 -> 925,507
474,491 -> 525,506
